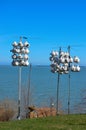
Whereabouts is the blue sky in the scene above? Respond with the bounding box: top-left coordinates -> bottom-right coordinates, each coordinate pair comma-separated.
0,0 -> 86,65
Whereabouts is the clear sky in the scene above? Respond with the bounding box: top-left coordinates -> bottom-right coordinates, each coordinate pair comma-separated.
0,0 -> 86,65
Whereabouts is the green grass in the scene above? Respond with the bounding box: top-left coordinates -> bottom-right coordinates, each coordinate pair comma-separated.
0,114 -> 86,130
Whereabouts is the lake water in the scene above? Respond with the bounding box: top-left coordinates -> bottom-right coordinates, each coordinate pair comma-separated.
0,65 -> 86,113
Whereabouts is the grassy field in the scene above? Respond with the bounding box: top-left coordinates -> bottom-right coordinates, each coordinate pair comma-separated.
0,114 -> 86,130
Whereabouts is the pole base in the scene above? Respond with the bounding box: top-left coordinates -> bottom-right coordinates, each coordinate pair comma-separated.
17,116 -> 21,120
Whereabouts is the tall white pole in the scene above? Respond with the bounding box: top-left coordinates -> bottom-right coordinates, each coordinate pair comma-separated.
11,36 -> 30,120
68,45 -> 70,114
28,64 -> 32,107
56,47 -> 61,115
18,66 -> 22,120
56,73 -> 60,115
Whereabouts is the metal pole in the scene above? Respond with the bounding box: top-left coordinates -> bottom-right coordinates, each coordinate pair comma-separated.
17,37 -> 22,120
56,47 -> 61,115
68,45 -> 70,114
18,66 -> 22,120
56,73 -> 60,115
28,63 -> 32,107
68,72 -> 70,114
11,36 -> 29,120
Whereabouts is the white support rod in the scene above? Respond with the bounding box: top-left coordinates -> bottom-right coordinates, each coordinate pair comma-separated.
18,66 -> 22,120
